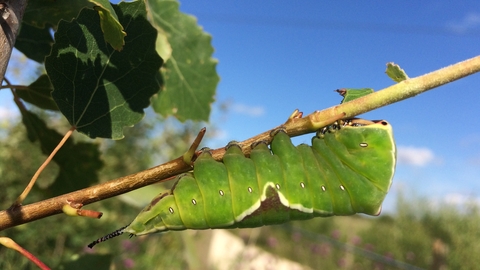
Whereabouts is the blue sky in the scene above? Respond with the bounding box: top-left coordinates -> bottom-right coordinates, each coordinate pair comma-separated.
1,1 -> 480,213
178,1 -> 480,212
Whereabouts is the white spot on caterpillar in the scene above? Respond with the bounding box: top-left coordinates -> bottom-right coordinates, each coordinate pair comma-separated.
219,190 -> 224,196
276,184 -> 281,190
340,185 -> 345,191
321,186 -> 326,191
360,142 -> 368,147
248,187 -> 253,193
300,182 -> 305,188
191,199 -> 197,205
168,207 -> 174,214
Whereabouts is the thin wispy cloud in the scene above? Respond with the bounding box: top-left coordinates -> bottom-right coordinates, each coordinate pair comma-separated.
232,103 -> 265,117
443,193 -> 480,207
446,12 -> 480,34
397,146 -> 435,167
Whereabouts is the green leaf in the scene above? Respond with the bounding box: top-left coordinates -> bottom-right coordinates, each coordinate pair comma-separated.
92,0 -> 126,51
148,0 -> 219,122
16,75 -> 58,111
23,0 -> 93,28
45,2 -> 163,139
155,30 -> 173,62
20,110 -> 103,196
386,62 -> 409,82
336,88 -> 374,103
14,23 -> 53,63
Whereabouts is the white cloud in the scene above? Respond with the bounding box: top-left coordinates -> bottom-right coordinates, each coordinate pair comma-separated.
446,12 -> 480,34
397,146 -> 435,167
444,193 -> 469,205
443,193 -> 480,207
232,103 -> 265,117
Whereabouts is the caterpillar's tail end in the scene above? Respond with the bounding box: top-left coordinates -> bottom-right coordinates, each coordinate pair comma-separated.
87,224 -> 129,249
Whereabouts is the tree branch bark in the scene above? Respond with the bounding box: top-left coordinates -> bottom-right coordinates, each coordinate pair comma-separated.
0,0 -> 27,83
1,55 -> 480,231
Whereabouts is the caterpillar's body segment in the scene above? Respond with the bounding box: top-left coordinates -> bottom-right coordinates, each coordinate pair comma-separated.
126,119 -> 396,236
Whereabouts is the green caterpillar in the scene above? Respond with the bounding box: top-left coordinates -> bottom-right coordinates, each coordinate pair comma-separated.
88,119 -> 395,248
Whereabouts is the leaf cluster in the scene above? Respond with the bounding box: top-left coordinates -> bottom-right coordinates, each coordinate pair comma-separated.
4,0 -> 219,206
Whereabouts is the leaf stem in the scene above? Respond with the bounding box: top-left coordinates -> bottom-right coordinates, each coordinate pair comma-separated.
183,127 -> 206,164
10,127 -> 76,208
0,237 -> 50,270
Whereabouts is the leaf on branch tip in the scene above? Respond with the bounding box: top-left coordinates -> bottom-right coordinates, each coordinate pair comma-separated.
336,88 -> 374,103
92,0 -> 126,51
386,62 -> 409,82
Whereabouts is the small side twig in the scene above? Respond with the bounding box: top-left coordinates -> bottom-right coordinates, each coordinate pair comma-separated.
0,237 -> 50,270
10,126 -> 76,208
6,77 -> 77,208
62,201 -> 103,219
183,127 -> 206,164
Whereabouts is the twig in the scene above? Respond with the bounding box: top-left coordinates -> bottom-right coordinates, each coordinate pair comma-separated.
10,127 -> 76,208
7,77 -> 76,207
0,237 -> 50,270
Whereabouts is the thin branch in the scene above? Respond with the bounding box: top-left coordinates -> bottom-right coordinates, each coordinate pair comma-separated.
0,55 -> 479,231
7,77 -> 77,207
0,84 -> 29,90
11,127 -> 76,208
0,237 -> 51,270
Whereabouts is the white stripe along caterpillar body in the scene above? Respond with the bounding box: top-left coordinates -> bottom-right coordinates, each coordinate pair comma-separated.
88,118 -> 396,248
